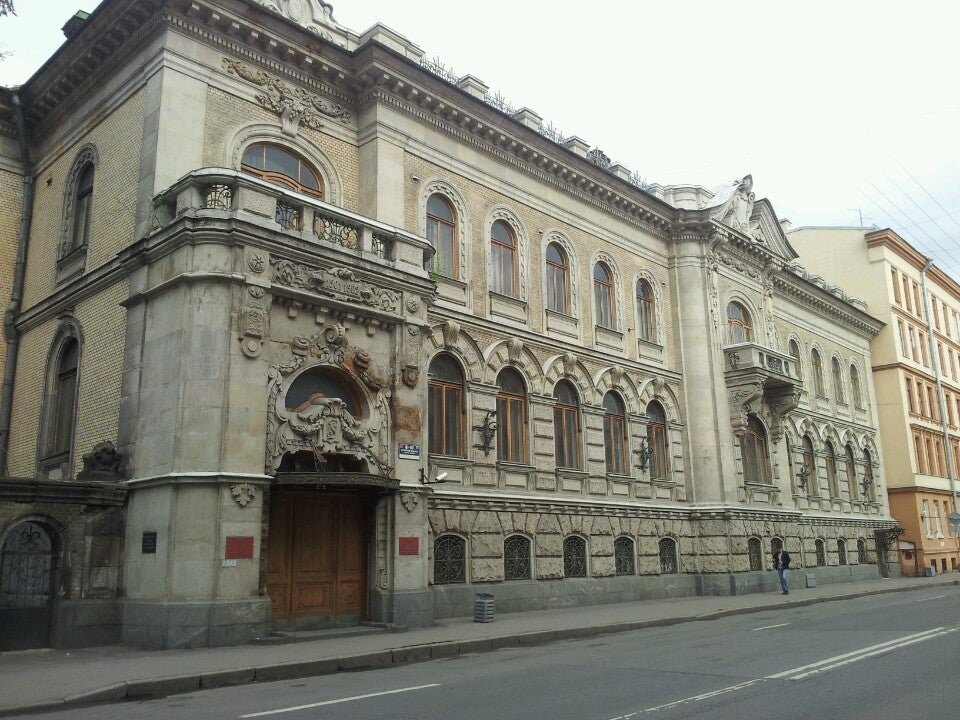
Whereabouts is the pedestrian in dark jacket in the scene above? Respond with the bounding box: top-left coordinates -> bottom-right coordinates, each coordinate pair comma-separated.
773,547 -> 791,595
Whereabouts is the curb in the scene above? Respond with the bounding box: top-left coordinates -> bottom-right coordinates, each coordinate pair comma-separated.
2,579 -> 956,717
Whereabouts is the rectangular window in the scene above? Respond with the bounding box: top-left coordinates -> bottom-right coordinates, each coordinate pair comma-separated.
928,386 -> 939,421
922,499 -> 932,536
938,342 -> 946,374
913,283 -> 922,318
936,437 -> 947,476
933,298 -> 942,330
947,393 -> 955,426
919,331 -> 929,366
934,500 -> 944,537
898,320 -> 908,357
917,379 -> 926,415
915,433 -> 926,474
926,437 -> 936,475
948,349 -> 955,380
891,268 -> 901,304
905,378 -> 916,413
903,277 -> 912,311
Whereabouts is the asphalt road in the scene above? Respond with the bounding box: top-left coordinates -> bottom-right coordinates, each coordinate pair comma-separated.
13,585 -> 960,720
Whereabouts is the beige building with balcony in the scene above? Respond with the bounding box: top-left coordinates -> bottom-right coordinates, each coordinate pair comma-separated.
0,0 -> 896,650
787,226 -> 960,576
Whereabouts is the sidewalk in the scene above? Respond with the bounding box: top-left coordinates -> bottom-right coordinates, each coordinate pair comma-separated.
1,575 -> 956,717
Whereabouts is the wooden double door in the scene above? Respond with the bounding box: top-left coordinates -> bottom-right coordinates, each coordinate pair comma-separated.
266,492 -> 366,629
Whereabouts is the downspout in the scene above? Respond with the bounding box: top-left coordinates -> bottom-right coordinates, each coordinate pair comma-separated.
0,91 -> 33,475
919,260 -> 959,519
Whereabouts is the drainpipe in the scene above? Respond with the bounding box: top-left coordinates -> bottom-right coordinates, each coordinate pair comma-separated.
0,91 -> 33,475
919,260 -> 959,518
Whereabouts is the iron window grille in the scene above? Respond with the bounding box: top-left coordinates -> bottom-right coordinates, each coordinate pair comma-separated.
748,537 -> 763,571
837,539 -> 847,565
563,536 -> 587,578
857,539 -> 867,564
614,536 -> 635,576
815,539 -> 826,566
0,522 -> 54,609
659,537 -> 679,574
503,535 -> 531,581
433,535 -> 466,584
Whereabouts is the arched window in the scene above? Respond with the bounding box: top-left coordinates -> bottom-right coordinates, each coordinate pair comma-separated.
68,163 -> 94,256
39,337 -> 81,477
285,367 -> 361,417
490,220 -> 517,297
614,536 -> 635,576
426,194 -> 457,280
748,537 -> 763,571
428,354 -> 465,457
593,262 -> 615,328
497,368 -> 527,463
815,539 -> 826,566
811,350 -> 825,396
857,538 -> 867,564
802,436 -> 818,495
646,401 -> 669,480
824,441 -> 839,497
603,392 -> 628,475
546,243 -> 570,315
563,536 -> 587,578
553,380 -> 581,469
433,535 -> 466,584
845,444 -> 859,499
862,449 -> 875,501
635,279 -> 655,342
726,302 -> 752,344
659,537 -> 679,574
504,535 -> 531,581
832,358 -> 845,403
789,339 -> 802,379
837,538 -> 847,565
850,365 -> 863,408
241,143 -> 322,198
740,415 -> 771,484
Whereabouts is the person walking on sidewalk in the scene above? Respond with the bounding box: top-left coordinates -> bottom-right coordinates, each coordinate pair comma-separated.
773,545 -> 791,595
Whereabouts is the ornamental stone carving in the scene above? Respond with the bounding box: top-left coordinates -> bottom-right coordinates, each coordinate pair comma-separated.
400,492 -> 421,512
230,483 -> 258,507
249,0 -> 344,40
442,320 -> 461,349
270,260 -> 401,314
77,440 -> 123,481
223,58 -> 350,134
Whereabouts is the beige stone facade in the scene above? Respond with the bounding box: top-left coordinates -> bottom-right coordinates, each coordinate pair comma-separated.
0,0 -> 896,650
788,225 -> 960,575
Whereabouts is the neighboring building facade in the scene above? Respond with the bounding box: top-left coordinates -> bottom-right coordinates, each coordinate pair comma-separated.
788,225 -> 960,576
0,0 -> 896,650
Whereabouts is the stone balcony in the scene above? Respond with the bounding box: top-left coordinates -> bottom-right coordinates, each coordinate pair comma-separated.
152,167 -> 434,271
723,342 -> 800,390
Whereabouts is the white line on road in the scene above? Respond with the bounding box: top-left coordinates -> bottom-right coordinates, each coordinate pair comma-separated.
914,594 -> 947,602
751,623 -> 790,631
605,626 -> 958,719
238,683 -> 442,718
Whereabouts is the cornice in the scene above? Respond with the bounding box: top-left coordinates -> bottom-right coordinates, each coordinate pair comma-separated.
772,271 -> 883,338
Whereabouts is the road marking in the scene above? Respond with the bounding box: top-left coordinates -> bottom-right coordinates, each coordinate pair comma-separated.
606,626 -> 958,718
914,594 -> 947,602
239,683 -> 441,718
766,627 -> 949,679
751,623 -> 790,631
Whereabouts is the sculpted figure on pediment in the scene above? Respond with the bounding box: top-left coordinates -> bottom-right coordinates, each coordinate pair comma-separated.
708,174 -> 760,238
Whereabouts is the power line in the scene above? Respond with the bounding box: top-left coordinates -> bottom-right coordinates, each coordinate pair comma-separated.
895,159 -> 960,234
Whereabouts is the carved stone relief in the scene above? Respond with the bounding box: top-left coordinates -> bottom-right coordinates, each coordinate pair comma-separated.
230,483 -> 258,507
270,260 -> 401,315
401,492 -> 421,512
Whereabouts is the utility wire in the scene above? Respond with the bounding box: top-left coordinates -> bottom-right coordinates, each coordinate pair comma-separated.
895,159 -> 960,234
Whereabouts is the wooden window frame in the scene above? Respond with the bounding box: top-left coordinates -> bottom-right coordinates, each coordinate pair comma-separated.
426,194 -> 458,280
726,302 -> 753,344
428,355 -> 465,458
740,416 -> 771,484
811,350 -> 825,397
490,220 -> 518,297
593,262 -> 616,329
553,382 -> 581,470
496,370 -> 528,463
603,392 -> 628,475
635,279 -> 655,342
545,242 -> 570,315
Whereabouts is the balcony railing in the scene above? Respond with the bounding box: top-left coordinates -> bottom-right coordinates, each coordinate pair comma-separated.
723,342 -> 800,388
153,168 -> 434,268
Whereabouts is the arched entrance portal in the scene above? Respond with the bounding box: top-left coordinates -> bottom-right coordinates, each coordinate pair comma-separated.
265,363 -> 396,630
0,521 -> 56,650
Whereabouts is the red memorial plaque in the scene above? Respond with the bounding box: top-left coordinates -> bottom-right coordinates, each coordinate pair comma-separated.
225,536 -> 255,559
398,536 -> 420,556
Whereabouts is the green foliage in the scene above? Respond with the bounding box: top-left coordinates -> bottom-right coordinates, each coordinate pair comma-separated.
0,1 -> 15,18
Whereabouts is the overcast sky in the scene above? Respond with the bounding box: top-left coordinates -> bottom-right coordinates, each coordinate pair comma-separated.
3,1 -> 960,277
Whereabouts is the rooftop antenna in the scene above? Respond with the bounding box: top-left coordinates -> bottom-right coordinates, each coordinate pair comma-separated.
847,208 -> 865,227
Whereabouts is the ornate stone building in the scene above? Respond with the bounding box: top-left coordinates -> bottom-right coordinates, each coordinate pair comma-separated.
0,0 -> 896,650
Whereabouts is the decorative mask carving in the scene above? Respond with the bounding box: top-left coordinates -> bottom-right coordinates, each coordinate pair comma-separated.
507,337 -> 524,364
442,320 -> 461,349
562,352 -> 578,378
77,440 -> 123,481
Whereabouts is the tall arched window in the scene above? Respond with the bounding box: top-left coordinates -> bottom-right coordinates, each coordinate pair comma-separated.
857,539 -> 867,564
837,538 -> 847,565
815,538 -> 826,566
845,444 -> 859,499
497,368 -> 527,463
863,449 -> 875,501
832,357 -> 845,403
593,262 -> 615,328
553,380 -> 581,469
51,340 -> 80,459
241,143 -> 323,198
659,537 -> 679,574
426,194 -> 457,279
614,536 -> 635,576
646,401 -> 669,480
563,536 -> 587,578
824,441 -> 839,497
490,220 -> 517,297
40,335 -> 81,479
740,415 -> 771,484
428,354 -> 465,457
635,279 -> 655,342
850,365 -> 863,408
748,537 -> 763,571
68,163 -> 94,255
433,535 -> 466,584
789,339 -> 802,379
546,243 -> 570,315
726,302 -> 752,344
811,350 -> 825,396
802,436 -> 818,495
603,392 -> 628,475
504,535 -> 531,581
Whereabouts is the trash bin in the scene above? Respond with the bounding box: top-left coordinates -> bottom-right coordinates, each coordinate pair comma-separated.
474,593 -> 495,623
